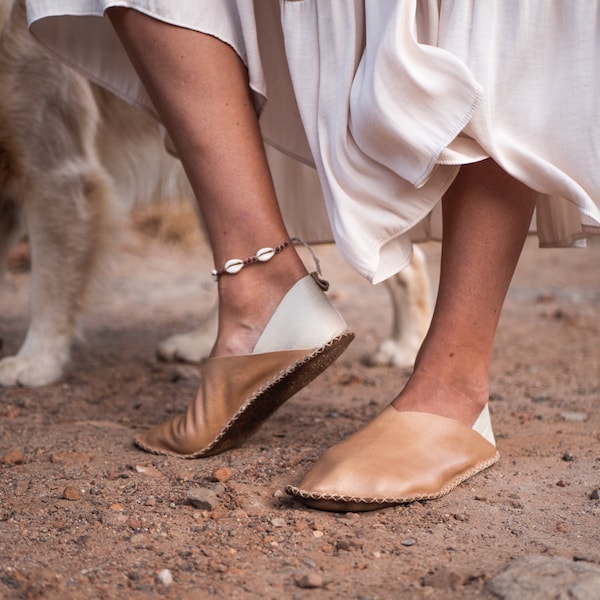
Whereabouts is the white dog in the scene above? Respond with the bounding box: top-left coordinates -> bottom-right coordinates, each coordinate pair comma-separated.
0,0 -> 431,387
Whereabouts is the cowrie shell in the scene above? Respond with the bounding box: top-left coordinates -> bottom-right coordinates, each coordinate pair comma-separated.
256,247 -> 275,262
223,258 -> 244,274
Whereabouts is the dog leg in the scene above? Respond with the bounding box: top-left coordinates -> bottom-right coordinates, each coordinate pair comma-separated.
0,164 -> 113,387
369,245 -> 433,368
93,85 -> 217,366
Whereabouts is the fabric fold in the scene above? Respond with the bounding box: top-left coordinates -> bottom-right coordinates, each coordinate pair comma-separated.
25,0 -> 600,283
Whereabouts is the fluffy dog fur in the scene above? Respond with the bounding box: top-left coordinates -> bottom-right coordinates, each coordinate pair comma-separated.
0,0 -> 431,387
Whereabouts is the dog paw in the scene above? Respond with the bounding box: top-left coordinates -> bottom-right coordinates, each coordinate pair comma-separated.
157,321 -> 217,364
0,353 -> 65,387
368,338 -> 420,369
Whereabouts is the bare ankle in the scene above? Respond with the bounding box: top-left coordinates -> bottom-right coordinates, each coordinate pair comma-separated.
391,368 -> 489,427
211,253 -> 308,357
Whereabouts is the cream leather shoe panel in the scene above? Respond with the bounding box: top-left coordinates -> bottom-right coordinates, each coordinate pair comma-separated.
472,404 -> 496,446
253,274 -> 348,354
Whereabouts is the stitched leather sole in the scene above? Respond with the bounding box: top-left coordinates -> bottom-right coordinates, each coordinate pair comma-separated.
287,452 -> 499,512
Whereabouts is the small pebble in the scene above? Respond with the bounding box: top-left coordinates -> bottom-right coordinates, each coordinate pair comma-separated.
296,573 -> 324,589
213,482 -> 226,496
551,308 -> 568,320
62,486 -> 81,501
1,449 -> 24,465
127,517 -> 142,530
561,452 -> 575,462
4,406 -> 20,419
531,395 -> 549,403
270,517 -> 286,528
130,533 -> 146,545
590,489 -> 600,500
187,487 -> 218,511
422,568 -> 464,590
157,568 -> 173,586
135,464 -> 165,478
401,538 -> 416,547
536,292 -> 556,303
174,469 -> 194,483
560,412 -> 588,423
212,467 -> 232,483
320,543 -> 334,555
50,451 -> 91,465
336,539 -> 362,552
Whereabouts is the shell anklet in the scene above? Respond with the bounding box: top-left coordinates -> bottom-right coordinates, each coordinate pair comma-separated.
211,237 -> 329,290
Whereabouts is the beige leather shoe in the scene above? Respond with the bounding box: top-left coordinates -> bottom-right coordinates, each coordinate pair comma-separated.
286,405 -> 499,512
135,274 -> 353,458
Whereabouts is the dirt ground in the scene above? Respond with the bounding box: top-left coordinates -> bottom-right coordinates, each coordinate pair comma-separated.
1,214 -> 599,600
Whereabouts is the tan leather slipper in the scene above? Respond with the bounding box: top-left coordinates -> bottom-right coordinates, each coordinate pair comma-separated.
286,405 -> 499,511
135,274 -> 353,458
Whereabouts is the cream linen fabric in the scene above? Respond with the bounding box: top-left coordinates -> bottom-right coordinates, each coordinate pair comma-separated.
26,0 -> 335,246
27,0 -> 600,283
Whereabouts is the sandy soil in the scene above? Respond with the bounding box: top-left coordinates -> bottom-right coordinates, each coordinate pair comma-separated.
1,220 -> 599,599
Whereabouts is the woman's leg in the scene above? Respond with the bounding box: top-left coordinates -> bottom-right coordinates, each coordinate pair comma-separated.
106,9 -> 352,458
107,8 -> 308,358
287,159 -> 537,510
391,158 -> 536,425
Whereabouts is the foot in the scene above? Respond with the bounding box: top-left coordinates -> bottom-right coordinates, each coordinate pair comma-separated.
286,406 -> 499,512
390,367 -> 490,428
136,271 -> 353,457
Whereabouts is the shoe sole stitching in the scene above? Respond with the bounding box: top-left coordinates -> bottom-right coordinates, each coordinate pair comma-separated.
285,452 -> 500,508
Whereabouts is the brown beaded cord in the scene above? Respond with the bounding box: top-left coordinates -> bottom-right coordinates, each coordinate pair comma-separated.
211,237 -> 328,288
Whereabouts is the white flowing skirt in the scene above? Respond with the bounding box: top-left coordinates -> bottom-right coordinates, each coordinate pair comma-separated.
27,0 -> 600,282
